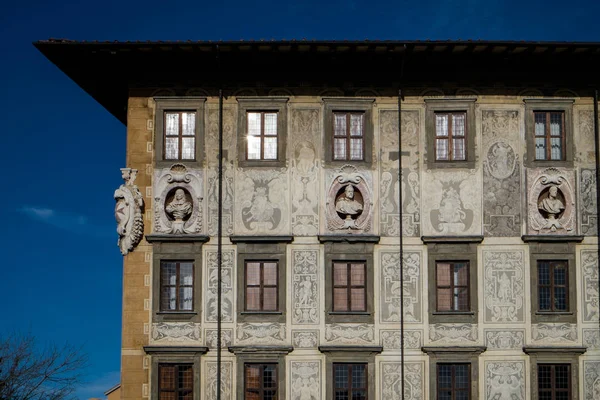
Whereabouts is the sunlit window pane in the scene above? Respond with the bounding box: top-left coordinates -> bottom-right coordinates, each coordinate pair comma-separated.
165,137 -> 179,160
165,113 -> 179,136
247,112 -> 261,136
247,136 -> 261,159
264,113 -> 277,135
263,137 -> 277,160
181,112 -> 195,136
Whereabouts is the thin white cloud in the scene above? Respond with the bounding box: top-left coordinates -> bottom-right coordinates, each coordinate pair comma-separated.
18,206 -> 112,238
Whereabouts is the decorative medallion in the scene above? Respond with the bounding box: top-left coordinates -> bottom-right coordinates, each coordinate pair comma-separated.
527,168 -> 576,234
326,165 -> 373,232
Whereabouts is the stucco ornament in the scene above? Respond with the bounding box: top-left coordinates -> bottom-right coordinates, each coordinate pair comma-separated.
486,362 -> 524,400
291,361 -> 321,400
154,164 -> 203,234
326,165 -> 373,232
527,168 -> 576,234
114,168 -> 144,255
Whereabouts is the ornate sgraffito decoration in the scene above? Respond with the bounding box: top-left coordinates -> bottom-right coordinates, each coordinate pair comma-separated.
236,323 -> 286,344
206,106 -> 235,236
423,170 -> 480,236
380,110 -> 421,237
485,330 -> 525,350
291,109 -> 320,236
532,323 -> 577,343
326,166 -> 373,233
291,361 -> 321,400
324,324 -> 374,344
584,361 -> 600,400
381,362 -> 423,400
292,250 -> 319,324
581,250 -> 599,322
527,168 -> 576,234
580,169 -> 598,235
485,362 -> 525,400
204,329 -> 233,348
154,164 -> 203,234
236,169 -> 288,234
206,361 -> 232,400
114,168 -> 144,255
152,322 -> 201,342
583,328 -> 600,349
380,252 -> 421,323
205,250 -> 234,322
429,324 -> 478,344
380,330 -> 422,350
482,110 -> 521,236
576,110 -> 596,165
292,330 -> 319,348
483,251 -> 524,323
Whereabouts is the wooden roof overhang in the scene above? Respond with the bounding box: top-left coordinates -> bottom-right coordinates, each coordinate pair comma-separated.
34,39 -> 600,124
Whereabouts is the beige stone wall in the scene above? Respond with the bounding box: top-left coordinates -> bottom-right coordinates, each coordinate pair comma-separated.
120,94 -> 599,399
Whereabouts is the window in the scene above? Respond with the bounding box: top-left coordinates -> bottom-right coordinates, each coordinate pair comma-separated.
538,364 -> 570,399
323,98 -> 374,166
237,98 -> 288,167
324,241 -> 375,324
333,262 -> 366,312
527,240 -> 578,323
435,112 -> 466,161
246,112 -> 278,160
245,363 -> 278,400
425,99 -> 476,168
154,97 -> 205,168
425,239 -> 479,324
333,112 -> 365,161
437,364 -> 470,400
164,111 -> 196,160
235,239 -> 288,323
245,261 -> 278,311
436,261 -> 469,312
160,261 -> 194,311
537,261 -> 568,312
159,364 -> 193,400
524,99 -> 573,167
534,112 -> 565,161
333,363 -> 368,400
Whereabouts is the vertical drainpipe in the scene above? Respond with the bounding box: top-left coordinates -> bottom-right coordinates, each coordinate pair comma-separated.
216,44 -> 223,400
594,89 -> 600,336
398,45 -> 407,400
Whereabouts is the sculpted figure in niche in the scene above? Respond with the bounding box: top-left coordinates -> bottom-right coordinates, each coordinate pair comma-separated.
538,185 -> 565,230
336,184 -> 363,216
166,188 -> 192,234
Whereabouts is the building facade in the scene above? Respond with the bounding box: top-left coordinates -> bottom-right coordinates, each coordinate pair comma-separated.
36,40 -> 600,399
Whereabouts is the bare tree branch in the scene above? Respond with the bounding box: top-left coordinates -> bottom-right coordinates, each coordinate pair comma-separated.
0,333 -> 88,400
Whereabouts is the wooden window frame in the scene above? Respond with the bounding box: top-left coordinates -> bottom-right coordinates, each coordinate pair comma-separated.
333,363 -> 368,400
435,261 -> 470,312
434,111 -> 467,162
244,363 -> 278,400
332,111 -> 365,161
158,363 -> 194,400
533,111 -> 566,161
537,260 -> 569,312
332,261 -> 367,312
244,261 -> 279,312
246,111 -> 279,161
537,364 -> 571,400
163,111 -> 197,161
436,363 -> 471,400
160,261 -> 195,312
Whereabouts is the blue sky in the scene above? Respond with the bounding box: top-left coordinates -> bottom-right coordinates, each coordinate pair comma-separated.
0,0 -> 598,398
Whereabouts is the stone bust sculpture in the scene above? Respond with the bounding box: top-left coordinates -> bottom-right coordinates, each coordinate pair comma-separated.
538,185 -> 565,230
166,188 -> 192,221
335,184 -> 363,218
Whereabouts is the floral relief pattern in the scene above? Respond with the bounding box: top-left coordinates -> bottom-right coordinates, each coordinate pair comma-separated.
485,330 -> 525,350
324,324 -> 374,344
580,169 -> 597,235
582,250 -> 599,322
236,323 -> 286,344
292,330 -> 319,348
291,361 -> 321,400
205,361 -> 232,400
381,362 -> 423,400
380,251 -> 421,323
380,110 -> 421,236
584,361 -> 600,400
292,250 -> 319,324
152,322 -> 201,342
205,250 -> 234,322
204,329 -> 233,348
380,330 -> 422,350
485,361 -> 525,400
429,324 -> 478,344
483,250 -> 524,323
532,323 -> 578,343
